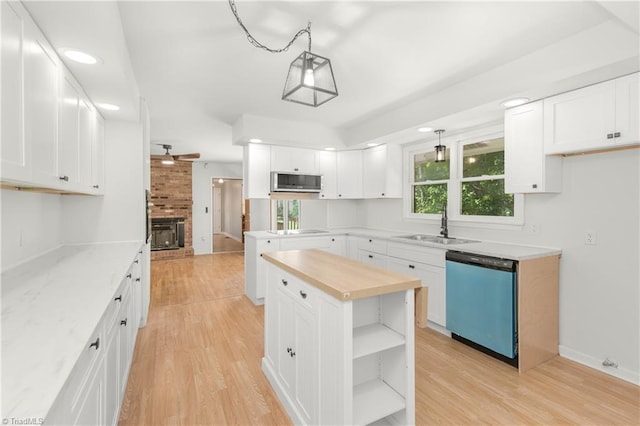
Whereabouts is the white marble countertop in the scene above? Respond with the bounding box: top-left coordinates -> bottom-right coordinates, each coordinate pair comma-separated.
1,241 -> 144,421
245,227 -> 561,260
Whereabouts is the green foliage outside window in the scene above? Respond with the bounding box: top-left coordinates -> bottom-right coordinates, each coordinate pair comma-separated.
413,184 -> 447,214
461,180 -> 514,216
414,153 -> 449,182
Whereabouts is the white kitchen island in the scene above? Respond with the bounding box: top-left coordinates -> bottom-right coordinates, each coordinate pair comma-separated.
262,249 -> 421,426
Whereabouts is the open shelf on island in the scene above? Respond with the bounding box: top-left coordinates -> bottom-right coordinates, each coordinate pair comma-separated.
353,379 -> 405,425
353,323 -> 405,359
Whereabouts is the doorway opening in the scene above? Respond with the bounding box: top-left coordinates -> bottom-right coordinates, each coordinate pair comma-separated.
211,177 -> 244,253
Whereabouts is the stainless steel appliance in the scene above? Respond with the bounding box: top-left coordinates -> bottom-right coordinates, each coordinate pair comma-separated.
270,171 -> 322,193
446,251 -> 518,367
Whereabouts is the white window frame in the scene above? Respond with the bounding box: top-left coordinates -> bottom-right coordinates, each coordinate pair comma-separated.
404,125 -> 524,226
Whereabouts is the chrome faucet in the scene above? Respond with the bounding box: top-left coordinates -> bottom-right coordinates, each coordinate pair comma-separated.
440,205 -> 448,238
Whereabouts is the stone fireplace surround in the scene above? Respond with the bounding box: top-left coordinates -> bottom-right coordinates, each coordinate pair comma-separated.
150,159 -> 194,260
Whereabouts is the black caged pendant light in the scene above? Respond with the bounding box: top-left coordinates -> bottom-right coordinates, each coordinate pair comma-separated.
228,0 -> 338,107
434,129 -> 447,162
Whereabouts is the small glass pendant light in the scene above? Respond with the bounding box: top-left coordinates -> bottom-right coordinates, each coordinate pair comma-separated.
434,129 -> 446,162
282,51 -> 338,107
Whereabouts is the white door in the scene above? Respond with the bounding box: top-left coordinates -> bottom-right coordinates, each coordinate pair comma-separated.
213,186 -> 222,233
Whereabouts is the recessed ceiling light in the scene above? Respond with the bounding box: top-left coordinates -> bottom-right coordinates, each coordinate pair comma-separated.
248,138 -> 262,143
62,49 -> 100,65
418,127 -> 433,133
502,97 -> 530,108
367,143 -> 379,147
96,103 -> 120,111
325,147 -> 336,151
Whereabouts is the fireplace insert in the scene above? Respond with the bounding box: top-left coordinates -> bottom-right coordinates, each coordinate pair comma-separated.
151,217 -> 185,251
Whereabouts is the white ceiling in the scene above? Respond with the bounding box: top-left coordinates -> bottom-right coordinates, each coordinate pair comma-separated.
24,1 -> 640,162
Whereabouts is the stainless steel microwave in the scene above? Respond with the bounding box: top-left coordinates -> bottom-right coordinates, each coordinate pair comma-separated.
270,171 -> 322,193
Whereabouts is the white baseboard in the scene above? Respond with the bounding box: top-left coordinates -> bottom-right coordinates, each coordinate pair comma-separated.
220,231 -> 242,243
427,321 -> 451,337
559,345 -> 639,385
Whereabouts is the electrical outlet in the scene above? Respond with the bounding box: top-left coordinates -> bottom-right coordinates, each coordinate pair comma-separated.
19,229 -> 24,247
585,231 -> 597,245
530,224 -> 539,234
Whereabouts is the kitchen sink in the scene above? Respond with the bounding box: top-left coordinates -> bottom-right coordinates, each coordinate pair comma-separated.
394,234 -> 477,245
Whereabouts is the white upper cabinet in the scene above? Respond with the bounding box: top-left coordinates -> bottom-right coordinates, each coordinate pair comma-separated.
243,143 -> 271,199
270,146 -> 318,173
505,101 -> 562,193
91,114 -> 105,194
544,73 -> 639,154
24,13 -> 60,187
336,150 -> 363,199
78,96 -> 94,190
362,144 -> 402,198
1,1 -> 29,182
58,71 -> 81,187
315,150 -> 337,199
1,1 -> 104,195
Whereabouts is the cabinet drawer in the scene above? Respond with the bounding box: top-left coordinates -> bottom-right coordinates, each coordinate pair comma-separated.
357,237 -> 387,255
387,242 -> 444,267
104,275 -> 131,330
275,270 -> 316,311
67,326 -> 103,413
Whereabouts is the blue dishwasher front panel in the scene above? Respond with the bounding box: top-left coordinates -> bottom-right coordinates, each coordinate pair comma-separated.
446,260 -> 516,358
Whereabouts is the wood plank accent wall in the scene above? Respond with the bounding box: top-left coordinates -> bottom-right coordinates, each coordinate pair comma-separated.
150,159 -> 194,260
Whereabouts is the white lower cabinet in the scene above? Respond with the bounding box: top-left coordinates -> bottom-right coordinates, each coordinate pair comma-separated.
263,262 -> 415,425
45,254 -> 140,426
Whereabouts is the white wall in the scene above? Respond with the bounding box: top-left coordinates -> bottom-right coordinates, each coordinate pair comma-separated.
192,161 -> 242,254
355,149 -> 640,384
62,121 -> 145,244
0,190 -> 63,271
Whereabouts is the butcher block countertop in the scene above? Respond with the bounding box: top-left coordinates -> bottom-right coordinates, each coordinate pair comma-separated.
262,249 -> 421,301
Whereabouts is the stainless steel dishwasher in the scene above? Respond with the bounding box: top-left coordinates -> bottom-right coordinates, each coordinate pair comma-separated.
445,251 -> 518,367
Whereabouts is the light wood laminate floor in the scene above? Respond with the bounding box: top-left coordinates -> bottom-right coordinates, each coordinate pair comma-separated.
212,234 -> 244,253
119,254 -> 639,425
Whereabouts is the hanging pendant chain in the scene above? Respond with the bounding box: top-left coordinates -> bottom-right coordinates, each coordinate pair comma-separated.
228,0 -> 312,53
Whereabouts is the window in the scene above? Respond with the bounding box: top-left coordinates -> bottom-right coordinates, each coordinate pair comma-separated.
271,199 -> 300,230
461,137 -> 514,217
412,151 -> 449,214
406,128 -> 523,225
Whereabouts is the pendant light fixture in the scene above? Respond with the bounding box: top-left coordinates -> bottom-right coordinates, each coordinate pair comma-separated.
228,0 -> 338,107
434,129 -> 446,162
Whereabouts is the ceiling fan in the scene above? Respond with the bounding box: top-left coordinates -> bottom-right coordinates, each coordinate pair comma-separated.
151,144 -> 200,164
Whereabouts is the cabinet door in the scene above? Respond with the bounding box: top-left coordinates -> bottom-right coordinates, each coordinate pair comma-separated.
78,96 -> 94,190
386,258 -> 446,327
24,18 -> 60,187
243,144 -> 271,198
271,146 -> 317,173
544,80 -> 616,154
91,114 -> 105,193
104,323 -> 120,426
336,150 -> 363,199
294,303 -> 315,424
614,73 -> 640,147
73,358 -> 105,426
255,239 -> 281,299
58,72 -> 80,187
119,299 -> 132,398
316,150 -> 337,199
505,101 -> 562,193
276,289 -> 295,395
363,145 -> 386,198
324,236 -> 346,256
1,1 -> 29,181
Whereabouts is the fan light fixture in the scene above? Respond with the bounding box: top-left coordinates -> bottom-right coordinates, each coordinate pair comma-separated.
161,145 -> 175,165
434,130 -> 446,163
228,0 -> 338,107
